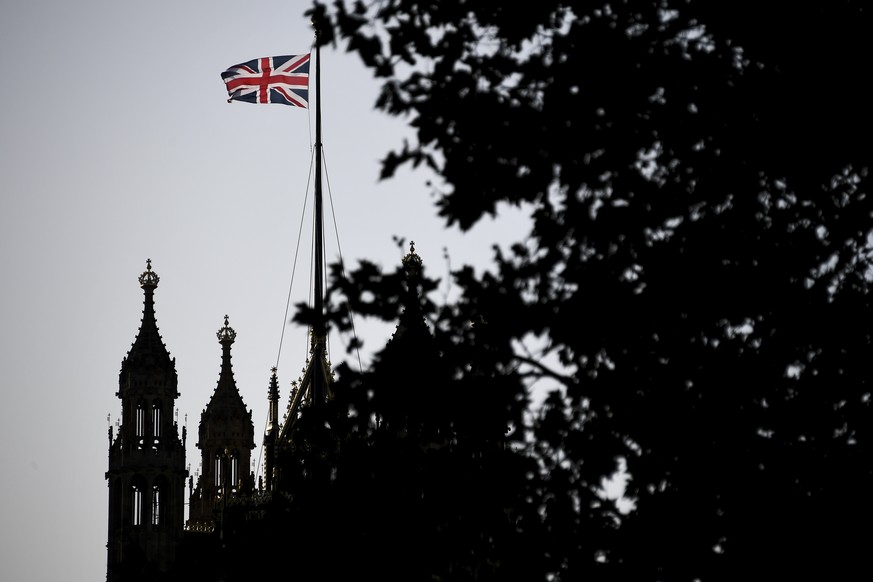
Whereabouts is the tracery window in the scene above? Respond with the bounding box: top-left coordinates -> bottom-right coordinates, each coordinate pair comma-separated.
132,484 -> 143,526
135,402 -> 146,449
230,451 -> 239,492
152,402 -> 161,438
151,484 -> 161,526
214,453 -> 222,489
151,402 -> 161,450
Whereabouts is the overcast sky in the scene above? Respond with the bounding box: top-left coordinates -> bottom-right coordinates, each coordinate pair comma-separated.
0,1 -> 535,580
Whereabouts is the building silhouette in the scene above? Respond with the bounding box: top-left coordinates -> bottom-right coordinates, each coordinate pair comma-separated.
106,247 -> 427,580
106,260 -> 188,581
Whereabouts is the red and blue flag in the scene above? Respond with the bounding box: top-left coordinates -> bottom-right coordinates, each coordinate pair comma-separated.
221,54 -> 310,107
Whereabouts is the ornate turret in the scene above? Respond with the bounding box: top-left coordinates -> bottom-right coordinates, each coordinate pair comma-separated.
106,259 -> 188,581
188,315 -> 255,526
263,368 -> 280,492
350,240 -> 460,448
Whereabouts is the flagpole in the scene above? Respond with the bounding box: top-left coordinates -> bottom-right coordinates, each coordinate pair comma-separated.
311,24 -> 326,404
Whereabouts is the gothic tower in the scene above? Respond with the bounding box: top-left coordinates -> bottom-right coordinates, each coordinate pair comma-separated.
187,315 -> 255,529
106,260 -> 188,581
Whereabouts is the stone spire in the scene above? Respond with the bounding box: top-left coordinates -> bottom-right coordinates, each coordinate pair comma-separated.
119,258 -> 176,395
204,315 -> 247,416
263,367 -> 281,492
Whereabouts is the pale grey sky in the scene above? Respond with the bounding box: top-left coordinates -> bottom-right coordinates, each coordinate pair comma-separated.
0,1 -> 531,580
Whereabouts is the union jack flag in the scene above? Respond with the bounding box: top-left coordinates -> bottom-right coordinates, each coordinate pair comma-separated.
221,54 -> 310,107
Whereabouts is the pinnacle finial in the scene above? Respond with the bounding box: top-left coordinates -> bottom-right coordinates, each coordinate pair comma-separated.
402,240 -> 422,274
217,314 -> 237,344
139,258 -> 159,289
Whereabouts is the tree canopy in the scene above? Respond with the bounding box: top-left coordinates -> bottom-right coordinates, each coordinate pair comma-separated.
285,1 -> 873,579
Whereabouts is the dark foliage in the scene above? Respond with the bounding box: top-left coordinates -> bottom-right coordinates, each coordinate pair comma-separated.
282,1 -> 873,580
